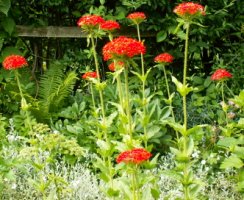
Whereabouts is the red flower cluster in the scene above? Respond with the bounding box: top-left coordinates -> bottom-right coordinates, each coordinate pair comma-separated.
154,53 -> 174,64
102,36 -> 146,61
77,15 -> 105,29
2,55 -> 28,70
82,71 -> 99,79
101,20 -> 120,31
127,12 -> 146,24
116,148 -> 152,164
211,69 -> 232,81
173,2 -> 205,19
108,61 -> 124,71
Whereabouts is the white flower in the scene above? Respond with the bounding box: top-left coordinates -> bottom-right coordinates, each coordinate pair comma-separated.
11,183 -> 17,189
192,151 -> 199,158
201,160 -> 206,165
7,135 -> 17,142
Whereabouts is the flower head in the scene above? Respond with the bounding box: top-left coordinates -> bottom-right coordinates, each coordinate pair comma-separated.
102,36 -> 146,61
173,2 -> 205,20
82,71 -> 99,79
127,12 -> 146,24
77,15 -> 105,30
154,53 -> 174,64
101,20 -> 120,32
108,61 -> 125,71
2,55 -> 28,70
211,69 -> 232,81
116,148 -> 152,164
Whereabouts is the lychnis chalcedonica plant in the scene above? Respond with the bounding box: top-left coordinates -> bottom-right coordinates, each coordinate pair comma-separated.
159,2 -> 208,200
78,12 -> 159,199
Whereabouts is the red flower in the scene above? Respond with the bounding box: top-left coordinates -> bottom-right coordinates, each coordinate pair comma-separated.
127,12 -> 146,24
116,148 -> 152,164
2,55 -> 28,70
101,20 -> 120,31
173,2 -> 205,19
154,53 -> 174,64
102,36 -> 146,61
108,61 -> 124,71
82,71 -> 99,79
77,15 -> 105,29
211,69 -> 232,81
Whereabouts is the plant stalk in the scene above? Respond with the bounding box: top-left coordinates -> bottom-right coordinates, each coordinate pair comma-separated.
162,65 -> 179,140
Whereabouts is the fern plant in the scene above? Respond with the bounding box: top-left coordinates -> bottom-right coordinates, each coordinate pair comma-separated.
31,62 -> 77,122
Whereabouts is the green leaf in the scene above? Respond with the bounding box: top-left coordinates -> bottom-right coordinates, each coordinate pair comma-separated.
161,119 -> 185,136
1,46 -> 22,59
146,125 -> 161,139
204,77 -> 212,87
217,137 -> 238,147
0,0 -> 11,16
185,137 -> 194,156
172,76 -> 193,96
220,155 -> 244,169
160,106 -> 171,120
1,17 -> 15,35
100,0 -> 105,5
156,30 -> 167,42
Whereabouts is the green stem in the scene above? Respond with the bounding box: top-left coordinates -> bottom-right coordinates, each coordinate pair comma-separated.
131,165 -> 139,200
136,24 -> 141,42
136,24 -> 148,147
221,81 -> 228,125
14,70 -> 24,99
182,22 -> 191,200
91,36 -> 100,82
183,22 -> 190,132
90,82 -> 96,112
90,32 -> 114,196
90,34 -> 106,132
162,65 -> 179,140
124,67 -> 133,142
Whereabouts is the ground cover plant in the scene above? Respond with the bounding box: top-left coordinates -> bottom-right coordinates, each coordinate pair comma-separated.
0,1 -> 243,200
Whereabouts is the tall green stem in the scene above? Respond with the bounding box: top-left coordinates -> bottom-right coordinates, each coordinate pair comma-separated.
90,82 -> 96,112
124,67 -> 133,142
162,65 -> 179,140
131,165 -> 139,200
182,22 -> 191,200
221,81 -> 228,125
14,70 -> 24,99
136,24 -> 148,147
90,33 -> 115,196
91,36 -> 100,82
90,35 -> 106,123
183,22 -> 190,131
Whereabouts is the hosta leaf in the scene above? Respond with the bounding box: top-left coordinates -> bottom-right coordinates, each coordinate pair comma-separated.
220,155 -> 244,169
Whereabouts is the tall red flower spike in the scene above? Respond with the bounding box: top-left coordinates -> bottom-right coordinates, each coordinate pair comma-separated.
2,55 -> 28,70
127,12 -> 146,24
82,71 -> 99,79
108,61 -> 124,72
102,36 -> 146,61
154,53 -> 174,64
174,2 -> 205,19
116,148 -> 152,164
101,20 -> 120,31
211,69 -> 232,81
77,15 -> 105,29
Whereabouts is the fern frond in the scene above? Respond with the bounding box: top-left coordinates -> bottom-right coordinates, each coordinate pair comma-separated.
35,62 -> 77,121
49,71 -> 78,112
